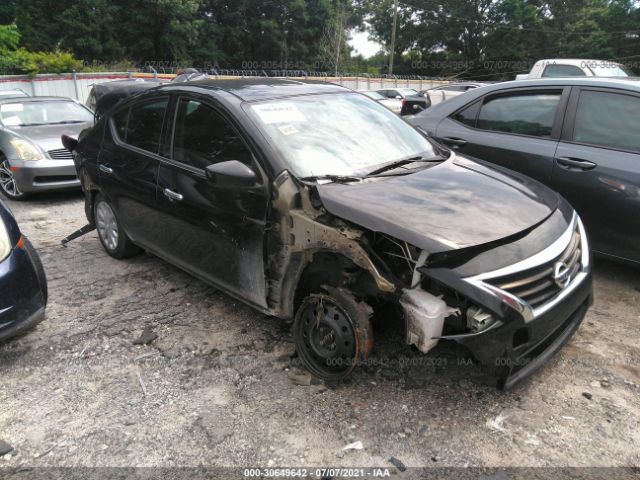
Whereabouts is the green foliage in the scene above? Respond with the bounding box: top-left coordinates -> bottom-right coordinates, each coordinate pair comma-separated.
0,48 -> 84,76
0,24 -> 20,50
1,0 -> 639,78
0,22 -> 83,76
361,0 -> 640,79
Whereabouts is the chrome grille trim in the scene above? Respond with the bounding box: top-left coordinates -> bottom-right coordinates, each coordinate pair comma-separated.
464,213 -> 590,323
47,148 -> 73,161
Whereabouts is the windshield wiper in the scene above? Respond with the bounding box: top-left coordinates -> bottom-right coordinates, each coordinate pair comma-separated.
46,120 -> 85,125
299,174 -> 362,184
363,154 -> 444,177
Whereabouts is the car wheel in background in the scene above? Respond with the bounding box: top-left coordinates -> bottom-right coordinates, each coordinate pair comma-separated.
293,287 -> 373,381
0,155 -> 27,200
94,194 -> 140,259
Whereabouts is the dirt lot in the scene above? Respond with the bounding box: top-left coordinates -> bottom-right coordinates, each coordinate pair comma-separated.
0,191 -> 639,473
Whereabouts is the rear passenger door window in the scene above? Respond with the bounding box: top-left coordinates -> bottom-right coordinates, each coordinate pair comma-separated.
171,97 -> 252,169
476,92 -> 562,137
572,90 -> 640,152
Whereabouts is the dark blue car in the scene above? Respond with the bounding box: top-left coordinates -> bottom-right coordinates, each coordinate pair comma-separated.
0,199 -> 47,342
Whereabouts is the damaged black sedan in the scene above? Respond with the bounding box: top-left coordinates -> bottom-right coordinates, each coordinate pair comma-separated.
66,79 -> 592,389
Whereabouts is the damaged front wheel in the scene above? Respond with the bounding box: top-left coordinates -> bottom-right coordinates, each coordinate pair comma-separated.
293,287 -> 373,381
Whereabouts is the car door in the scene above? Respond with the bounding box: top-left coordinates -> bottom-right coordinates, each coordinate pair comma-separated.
434,87 -> 569,184
98,96 -> 169,249
155,95 -> 270,307
553,87 -> 640,263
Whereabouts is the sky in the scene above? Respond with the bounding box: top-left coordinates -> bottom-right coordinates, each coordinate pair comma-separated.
348,29 -> 383,58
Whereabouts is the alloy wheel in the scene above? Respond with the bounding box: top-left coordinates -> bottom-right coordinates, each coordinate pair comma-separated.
0,159 -> 23,198
95,201 -> 120,252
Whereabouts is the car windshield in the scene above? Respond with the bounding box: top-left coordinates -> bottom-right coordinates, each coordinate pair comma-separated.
399,88 -> 419,96
247,93 -> 439,178
0,100 -> 93,127
587,63 -> 634,77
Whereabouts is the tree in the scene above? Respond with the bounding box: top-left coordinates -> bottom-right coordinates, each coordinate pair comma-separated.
0,24 -> 20,51
58,0 -> 124,62
319,0 -> 349,74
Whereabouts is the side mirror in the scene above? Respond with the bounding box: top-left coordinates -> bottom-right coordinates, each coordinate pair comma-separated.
395,95 -> 403,100
205,160 -> 257,187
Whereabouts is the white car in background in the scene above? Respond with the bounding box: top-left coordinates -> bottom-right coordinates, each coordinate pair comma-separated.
516,59 -> 635,79
0,89 -> 29,99
421,82 -> 488,105
359,90 -> 402,114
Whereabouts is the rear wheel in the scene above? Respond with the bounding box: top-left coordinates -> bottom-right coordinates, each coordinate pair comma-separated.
293,287 -> 373,381
94,194 -> 140,259
0,155 -> 27,200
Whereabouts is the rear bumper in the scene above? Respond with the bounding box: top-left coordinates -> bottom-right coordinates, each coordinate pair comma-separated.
0,246 -> 46,342
8,158 -> 80,193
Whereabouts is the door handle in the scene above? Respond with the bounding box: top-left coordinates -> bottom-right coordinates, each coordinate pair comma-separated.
556,157 -> 597,170
163,188 -> 184,202
99,164 -> 113,175
441,137 -> 468,147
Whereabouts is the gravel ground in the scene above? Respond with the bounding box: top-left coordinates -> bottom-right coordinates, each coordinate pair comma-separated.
0,191 -> 639,472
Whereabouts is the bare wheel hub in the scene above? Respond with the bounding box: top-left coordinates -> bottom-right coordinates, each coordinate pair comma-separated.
299,297 -> 357,375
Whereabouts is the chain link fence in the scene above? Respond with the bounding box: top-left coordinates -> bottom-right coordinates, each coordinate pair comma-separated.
0,70 -> 447,104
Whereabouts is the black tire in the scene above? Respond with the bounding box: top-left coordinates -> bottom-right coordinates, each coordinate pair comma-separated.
23,237 -> 47,305
0,154 -> 28,200
93,194 -> 140,259
293,286 -> 373,381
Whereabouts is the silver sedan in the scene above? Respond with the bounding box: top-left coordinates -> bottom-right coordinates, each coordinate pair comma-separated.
0,96 -> 93,200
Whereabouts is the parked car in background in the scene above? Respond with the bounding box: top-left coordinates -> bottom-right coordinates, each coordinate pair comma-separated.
421,82 -> 488,105
359,90 -> 402,114
66,79 -> 592,389
0,96 -> 94,199
0,89 -> 30,99
0,199 -> 47,343
376,87 -> 431,116
516,59 -> 635,80
409,77 -> 640,265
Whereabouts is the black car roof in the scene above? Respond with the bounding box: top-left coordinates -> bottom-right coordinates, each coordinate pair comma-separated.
155,78 -> 349,102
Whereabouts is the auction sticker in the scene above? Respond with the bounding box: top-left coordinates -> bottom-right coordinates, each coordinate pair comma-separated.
252,102 -> 306,124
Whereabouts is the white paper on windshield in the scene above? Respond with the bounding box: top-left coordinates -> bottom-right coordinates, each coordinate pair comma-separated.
1,104 -> 24,112
252,102 -> 306,124
278,125 -> 299,136
2,116 -> 21,126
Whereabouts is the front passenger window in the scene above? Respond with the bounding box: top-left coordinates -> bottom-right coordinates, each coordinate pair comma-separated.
172,98 -> 252,170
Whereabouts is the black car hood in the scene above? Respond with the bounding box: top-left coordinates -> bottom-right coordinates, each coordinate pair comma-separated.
316,154 -> 560,253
